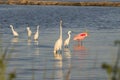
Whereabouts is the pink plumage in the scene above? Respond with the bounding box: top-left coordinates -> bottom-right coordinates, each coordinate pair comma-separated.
73,32 -> 88,41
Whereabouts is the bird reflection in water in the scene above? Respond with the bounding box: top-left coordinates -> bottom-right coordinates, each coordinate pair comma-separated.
34,47 -> 40,56
53,43 -> 63,79
73,43 -> 86,51
27,39 -> 31,46
11,37 -> 19,43
54,55 -> 63,80
64,48 -> 71,80
64,65 -> 71,80
34,40 -> 39,46
64,48 -> 71,58
33,40 -> 40,55
73,42 -> 88,59
10,38 -> 19,57
54,52 -> 62,60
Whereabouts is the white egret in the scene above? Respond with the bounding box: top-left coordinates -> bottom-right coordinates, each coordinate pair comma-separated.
26,27 -> 32,39
64,31 -> 71,48
34,25 -> 39,40
10,25 -> 19,37
54,20 -> 63,54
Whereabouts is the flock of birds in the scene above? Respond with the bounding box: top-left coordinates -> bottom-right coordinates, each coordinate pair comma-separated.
9,20 -> 88,55
53,20 -> 88,55
10,24 -> 39,40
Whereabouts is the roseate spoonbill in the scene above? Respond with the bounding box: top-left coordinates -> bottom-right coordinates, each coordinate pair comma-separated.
34,25 -> 39,40
10,25 -> 19,37
73,31 -> 88,45
26,27 -> 32,39
64,31 -> 71,48
54,20 -> 63,54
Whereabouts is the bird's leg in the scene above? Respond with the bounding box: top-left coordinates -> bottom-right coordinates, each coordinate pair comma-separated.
65,45 -> 68,48
14,36 -> 17,38
54,50 -> 61,57
77,40 -> 83,46
64,45 -> 66,48
35,39 -> 38,41
66,45 -> 69,48
58,51 -> 62,57
81,40 -> 83,46
56,50 -> 59,54
59,49 -> 62,54
28,37 -> 31,40
77,40 -> 80,45
60,50 -> 62,54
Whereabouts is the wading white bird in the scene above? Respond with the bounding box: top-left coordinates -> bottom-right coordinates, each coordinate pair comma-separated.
64,31 -> 71,48
10,25 -> 19,37
26,27 -> 32,39
34,25 -> 39,40
54,20 -> 63,54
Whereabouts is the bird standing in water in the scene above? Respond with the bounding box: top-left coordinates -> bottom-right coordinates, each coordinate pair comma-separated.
10,25 -> 19,37
64,31 -> 71,48
34,25 -> 39,41
26,27 -> 32,39
73,31 -> 88,45
54,20 -> 63,54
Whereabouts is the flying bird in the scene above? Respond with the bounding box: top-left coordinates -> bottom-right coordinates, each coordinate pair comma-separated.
10,25 -> 19,37
34,25 -> 39,41
54,20 -> 63,54
64,31 -> 71,48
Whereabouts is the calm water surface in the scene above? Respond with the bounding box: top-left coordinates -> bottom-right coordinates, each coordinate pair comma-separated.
0,5 -> 120,80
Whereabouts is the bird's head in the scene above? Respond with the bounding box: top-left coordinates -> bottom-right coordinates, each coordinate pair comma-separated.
27,27 -> 30,30
60,20 -> 62,26
68,31 -> 72,34
10,25 -> 13,28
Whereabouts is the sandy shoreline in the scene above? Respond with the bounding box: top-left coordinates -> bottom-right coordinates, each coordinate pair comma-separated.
0,1 -> 120,7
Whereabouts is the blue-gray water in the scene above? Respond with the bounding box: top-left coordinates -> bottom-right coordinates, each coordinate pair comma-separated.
0,5 -> 120,80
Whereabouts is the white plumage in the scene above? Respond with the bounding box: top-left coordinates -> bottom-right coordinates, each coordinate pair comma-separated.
34,25 -> 39,40
54,20 -> 63,54
64,31 -> 71,48
26,27 -> 32,39
10,25 -> 19,37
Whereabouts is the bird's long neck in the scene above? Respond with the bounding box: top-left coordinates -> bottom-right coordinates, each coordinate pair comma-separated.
68,33 -> 71,40
37,26 -> 39,33
11,27 -> 15,32
59,20 -> 62,39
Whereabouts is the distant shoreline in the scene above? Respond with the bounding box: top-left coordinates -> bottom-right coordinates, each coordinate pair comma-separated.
0,1 -> 120,7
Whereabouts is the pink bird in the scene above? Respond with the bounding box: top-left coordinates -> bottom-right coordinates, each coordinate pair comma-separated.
73,31 -> 88,45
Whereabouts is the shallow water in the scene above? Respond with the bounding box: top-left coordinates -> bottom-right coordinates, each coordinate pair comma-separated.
0,5 -> 120,80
